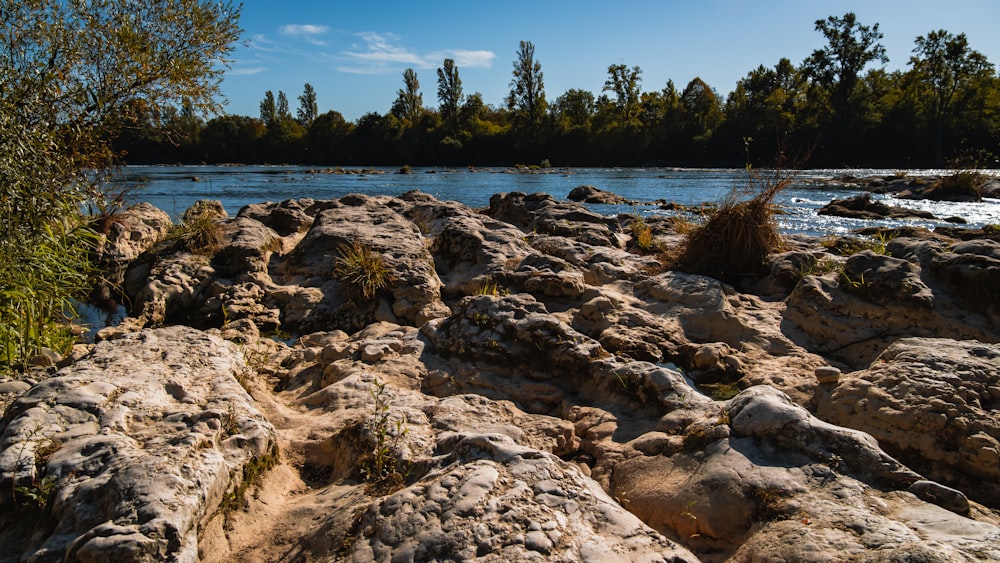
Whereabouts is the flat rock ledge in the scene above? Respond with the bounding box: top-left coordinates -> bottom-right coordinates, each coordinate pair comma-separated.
0,326 -> 277,562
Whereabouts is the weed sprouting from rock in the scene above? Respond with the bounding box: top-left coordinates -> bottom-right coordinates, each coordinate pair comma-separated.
361,378 -> 409,494
334,240 -> 392,301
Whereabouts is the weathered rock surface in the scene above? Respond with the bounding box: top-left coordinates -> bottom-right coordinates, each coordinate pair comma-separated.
0,326 -> 276,562
567,184 -> 631,205
783,237 -> 999,369
22,191 -> 1000,561
820,338 -> 1000,508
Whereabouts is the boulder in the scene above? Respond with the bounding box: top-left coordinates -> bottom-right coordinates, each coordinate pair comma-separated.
817,193 -> 935,220
487,192 -> 625,248
567,185 -> 630,204
820,338 -> 1000,508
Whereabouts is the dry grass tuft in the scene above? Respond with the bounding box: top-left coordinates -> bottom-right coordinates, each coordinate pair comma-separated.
672,172 -> 789,282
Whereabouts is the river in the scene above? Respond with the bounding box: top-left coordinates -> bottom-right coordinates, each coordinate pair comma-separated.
119,165 -> 1000,237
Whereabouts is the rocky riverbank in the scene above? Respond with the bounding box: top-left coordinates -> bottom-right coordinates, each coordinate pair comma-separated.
2,187 -> 999,561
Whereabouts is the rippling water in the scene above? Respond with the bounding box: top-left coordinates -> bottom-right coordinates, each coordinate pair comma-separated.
120,165 -> 1000,237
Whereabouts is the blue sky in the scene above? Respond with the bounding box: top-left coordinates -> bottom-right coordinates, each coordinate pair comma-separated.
219,0 -> 1000,121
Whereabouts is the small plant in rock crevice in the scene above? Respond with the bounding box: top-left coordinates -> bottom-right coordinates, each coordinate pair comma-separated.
9,423 -> 59,510
629,214 -> 656,253
333,240 -> 392,302
360,378 -> 409,494
218,441 -> 279,526
168,207 -> 226,255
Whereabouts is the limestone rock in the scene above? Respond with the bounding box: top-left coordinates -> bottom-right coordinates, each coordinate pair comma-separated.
783,238 -> 997,369
402,195 -> 533,297
487,192 -> 625,248
274,194 -> 450,331
0,326 -> 277,562
348,433 -> 698,562
821,338 -> 1000,508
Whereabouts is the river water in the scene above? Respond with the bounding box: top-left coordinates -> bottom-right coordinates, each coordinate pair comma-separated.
119,165 -> 1000,237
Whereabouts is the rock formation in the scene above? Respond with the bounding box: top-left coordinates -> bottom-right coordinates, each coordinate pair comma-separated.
2,189 -> 999,561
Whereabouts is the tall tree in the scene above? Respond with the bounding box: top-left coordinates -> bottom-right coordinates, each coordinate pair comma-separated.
260,90 -> 277,127
680,77 -> 723,143
507,40 -> 547,135
803,12 -> 888,152
437,59 -> 463,131
723,58 -> 803,159
909,30 -> 995,164
276,91 -> 291,120
296,83 -> 318,126
391,68 -> 424,123
602,64 -> 643,127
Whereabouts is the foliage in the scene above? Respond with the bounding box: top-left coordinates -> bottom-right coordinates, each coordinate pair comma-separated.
169,205 -> 226,254
603,64 -> 643,127
629,214 -> 655,252
507,40 -> 547,135
9,423 -> 60,510
218,443 -> 279,517
0,0 -> 242,375
334,240 -> 392,301
437,59 -> 463,132
391,68 -> 424,124
113,14 -> 1000,169
360,378 -> 409,493
296,83 -> 319,127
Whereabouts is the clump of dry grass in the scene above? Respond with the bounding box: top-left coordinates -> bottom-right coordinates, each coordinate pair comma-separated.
334,240 -> 392,301
673,172 -> 789,282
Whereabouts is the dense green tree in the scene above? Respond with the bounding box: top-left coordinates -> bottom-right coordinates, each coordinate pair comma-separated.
0,0 -> 241,371
276,91 -> 291,120
680,77 -> 723,142
507,41 -> 547,136
391,68 -> 424,124
803,12 -> 888,162
723,58 -> 804,162
200,115 -> 265,163
108,22 -> 1000,170
603,64 -> 643,127
909,30 -> 996,164
552,89 -> 596,130
305,110 -> 353,163
260,90 -> 277,127
437,59 -> 464,132
297,83 -> 319,127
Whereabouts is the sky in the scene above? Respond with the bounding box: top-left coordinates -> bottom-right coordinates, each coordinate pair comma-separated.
219,0 -> 1000,122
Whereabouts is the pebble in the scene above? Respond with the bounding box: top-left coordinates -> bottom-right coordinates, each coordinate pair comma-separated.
815,366 -> 841,385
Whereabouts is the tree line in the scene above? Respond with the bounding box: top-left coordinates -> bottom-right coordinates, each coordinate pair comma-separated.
115,13 -> 1000,169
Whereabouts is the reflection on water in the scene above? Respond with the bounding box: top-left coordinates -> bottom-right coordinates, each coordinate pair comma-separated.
118,165 -> 1000,237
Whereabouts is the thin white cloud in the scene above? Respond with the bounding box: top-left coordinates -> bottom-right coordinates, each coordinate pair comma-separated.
449,49 -> 495,69
280,24 -> 330,46
337,32 -> 495,74
229,65 -> 268,76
